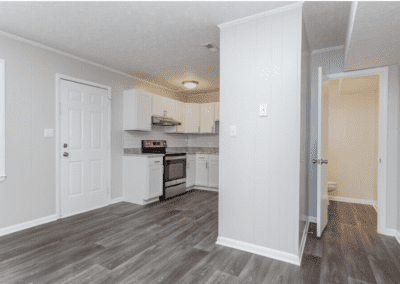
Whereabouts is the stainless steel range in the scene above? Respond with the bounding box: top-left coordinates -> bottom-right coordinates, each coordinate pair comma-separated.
141,140 -> 187,201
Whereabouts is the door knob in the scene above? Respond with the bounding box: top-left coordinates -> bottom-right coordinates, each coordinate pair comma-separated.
63,152 -> 69,157
312,159 -> 320,164
321,159 -> 328,164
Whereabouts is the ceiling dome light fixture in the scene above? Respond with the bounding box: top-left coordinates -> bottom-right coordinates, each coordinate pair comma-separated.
182,80 -> 199,89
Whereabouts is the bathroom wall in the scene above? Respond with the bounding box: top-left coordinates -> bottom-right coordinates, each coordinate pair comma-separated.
327,76 -> 379,202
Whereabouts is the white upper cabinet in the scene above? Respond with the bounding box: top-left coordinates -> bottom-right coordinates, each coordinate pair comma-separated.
123,89 -> 151,131
152,94 -> 166,117
214,102 -> 220,121
200,103 -> 215,133
185,103 -> 201,133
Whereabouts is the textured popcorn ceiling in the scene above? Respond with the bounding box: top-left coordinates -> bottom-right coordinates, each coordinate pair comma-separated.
344,1 -> 400,71
303,1 -> 352,51
0,1 -> 295,94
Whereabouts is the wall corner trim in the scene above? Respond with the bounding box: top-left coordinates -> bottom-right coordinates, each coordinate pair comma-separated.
310,45 -> 344,55
216,237 -> 301,266
110,197 -> 124,204
298,221 -> 310,266
395,230 -> 400,245
0,59 -> 5,183
217,2 -> 304,29
0,214 -> 58,237
0,30 -> 173,92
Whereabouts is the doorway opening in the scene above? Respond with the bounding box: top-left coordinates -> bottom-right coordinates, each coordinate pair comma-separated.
325,74 -> 379,235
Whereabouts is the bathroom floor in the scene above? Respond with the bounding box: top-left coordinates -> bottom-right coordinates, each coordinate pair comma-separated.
305,200 -> 400,283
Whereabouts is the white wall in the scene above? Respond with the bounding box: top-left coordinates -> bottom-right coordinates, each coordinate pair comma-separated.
0,34 -> 181,230
309,47 -> 344,217
123,126 -> 188,148
387,65 -> 399,231
299,16 -> 310,249
218,5 -> 303,259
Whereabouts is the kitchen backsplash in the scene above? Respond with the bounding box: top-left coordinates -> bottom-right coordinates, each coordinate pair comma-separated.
123,125 -> 219,149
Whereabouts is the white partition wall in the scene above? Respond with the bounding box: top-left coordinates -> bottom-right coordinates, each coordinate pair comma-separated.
217,3 -> 305,265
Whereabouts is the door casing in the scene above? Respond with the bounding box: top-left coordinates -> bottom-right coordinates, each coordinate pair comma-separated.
55,74 -> 112,219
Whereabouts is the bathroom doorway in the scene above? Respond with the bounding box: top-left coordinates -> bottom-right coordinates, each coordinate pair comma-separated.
325,74 -> 380,233
313,66 -> 399,235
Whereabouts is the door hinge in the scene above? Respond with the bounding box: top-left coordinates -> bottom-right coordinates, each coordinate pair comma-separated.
379,158 -> 381,163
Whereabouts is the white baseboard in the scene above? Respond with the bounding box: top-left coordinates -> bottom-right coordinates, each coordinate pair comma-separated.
0,214 -> 58,237
298,221 -> 310,265
61,203 -> 108,219
216,237 -> 300,266
307,216 -> 317,223
395,231 -> 400,245
193,186 -> 218,192
110,197 -> 124,204
329,196 -> 375,205
382,228 -> 397,237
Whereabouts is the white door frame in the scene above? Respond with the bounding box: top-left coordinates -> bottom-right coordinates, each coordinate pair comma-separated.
55,74 -> 112,219
325,66 -> 388,235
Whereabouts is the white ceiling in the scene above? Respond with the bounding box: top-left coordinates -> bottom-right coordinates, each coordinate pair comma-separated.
0,1 -> 296,95
302,1 -> 352,51
344,1 -> 400,71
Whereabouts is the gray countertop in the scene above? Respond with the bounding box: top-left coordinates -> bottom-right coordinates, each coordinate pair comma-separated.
123,153 -> 165,157
124,152 -> 218,157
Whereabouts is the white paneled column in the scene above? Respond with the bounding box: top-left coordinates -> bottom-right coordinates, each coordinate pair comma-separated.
218,3 -> 304,265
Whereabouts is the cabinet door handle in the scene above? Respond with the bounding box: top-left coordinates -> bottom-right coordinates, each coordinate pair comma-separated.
206,162 -> 208,169
154,161 -> 160,163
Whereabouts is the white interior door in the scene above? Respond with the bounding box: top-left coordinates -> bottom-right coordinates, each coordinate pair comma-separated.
317,66 -> 329,237
60,80 -> 109,218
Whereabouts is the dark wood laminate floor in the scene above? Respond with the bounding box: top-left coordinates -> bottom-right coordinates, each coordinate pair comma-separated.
1,190 -> 400,284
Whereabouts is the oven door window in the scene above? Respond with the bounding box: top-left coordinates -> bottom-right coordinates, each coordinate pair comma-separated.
165,159 -> 186,181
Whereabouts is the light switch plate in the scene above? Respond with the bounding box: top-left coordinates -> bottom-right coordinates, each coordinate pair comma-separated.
44,128 -> 54,138
230,125 -> 236,137
260,104 -> 267,117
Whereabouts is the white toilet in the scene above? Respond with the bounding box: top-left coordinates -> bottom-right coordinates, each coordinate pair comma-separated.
328,181 -> 338,197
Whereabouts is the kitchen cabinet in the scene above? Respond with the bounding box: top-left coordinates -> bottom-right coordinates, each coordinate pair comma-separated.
200,103 -> 215,133
214,102 -> 220,121
164,100 -> 185,133
185,103 -> 201,133
186,155 -> 196,188
208,155 -> 219,188
123,156 -> 164,205
195,154 -> 209,186
123,89 -> 151,131
151,94 -> 165,117
194,154 -> 219,189
147,165 -> 163,199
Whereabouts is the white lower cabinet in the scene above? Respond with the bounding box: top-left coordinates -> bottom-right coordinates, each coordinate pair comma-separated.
123,156 -> 164,205
147,165 -> 163,199
194,154 -> 219,189
186,155 -> 196,188
208,156 -> 219,188
195,160 -> 208,186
